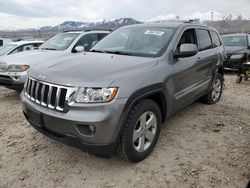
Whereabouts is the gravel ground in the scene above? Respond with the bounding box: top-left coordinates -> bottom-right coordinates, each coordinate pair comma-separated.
0,74 -> 249,188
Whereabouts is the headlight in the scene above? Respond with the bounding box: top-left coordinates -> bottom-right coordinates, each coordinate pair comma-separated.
72,87 -> 119,103
7,65 -> 30,72
230,54 -> 245,60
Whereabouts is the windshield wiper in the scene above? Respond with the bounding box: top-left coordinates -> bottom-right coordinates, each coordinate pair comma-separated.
40,48 -> 57,51
90,49 -> 107,54
104,51 -> 134,56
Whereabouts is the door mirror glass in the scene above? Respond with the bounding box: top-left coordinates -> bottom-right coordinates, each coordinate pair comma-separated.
74,46 -> 85,53
175,43 -> 198,58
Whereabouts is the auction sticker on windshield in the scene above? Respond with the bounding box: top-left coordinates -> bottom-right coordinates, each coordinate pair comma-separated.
144,30 -> 165,36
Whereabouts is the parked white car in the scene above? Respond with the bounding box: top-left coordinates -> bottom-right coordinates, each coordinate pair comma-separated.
0,38 -> 12,46
0,41 -> 44,56
0,30 -> 110,90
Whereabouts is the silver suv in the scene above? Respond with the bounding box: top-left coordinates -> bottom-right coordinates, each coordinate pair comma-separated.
0,30 -> 110,91
21,22 -> 225,162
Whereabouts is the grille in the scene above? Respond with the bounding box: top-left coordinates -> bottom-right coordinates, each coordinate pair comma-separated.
24,77 -> 75,112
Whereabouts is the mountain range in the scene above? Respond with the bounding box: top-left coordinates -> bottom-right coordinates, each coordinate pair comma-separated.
16,18 -> 142,32
148,11 -> 249,22
4,11 -> 249,32
0,11 -> 250,39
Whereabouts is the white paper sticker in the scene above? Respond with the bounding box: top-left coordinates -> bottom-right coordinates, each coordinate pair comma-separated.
144,30 -> 164,36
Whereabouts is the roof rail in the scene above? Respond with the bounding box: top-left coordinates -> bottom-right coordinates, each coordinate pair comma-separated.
184,19 -> 200,23
63,28 -> 114,33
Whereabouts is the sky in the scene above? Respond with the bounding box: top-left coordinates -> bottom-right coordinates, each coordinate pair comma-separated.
0,0 -> 250,29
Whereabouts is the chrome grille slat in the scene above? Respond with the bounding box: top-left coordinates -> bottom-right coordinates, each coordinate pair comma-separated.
41,84 -> 46,106
24,76 -> 75,112
47,85 -> 53,108
55,88 -> 62,111
30,80 -> 35,101
27,78 -> 32,98
35,82 -> 40,104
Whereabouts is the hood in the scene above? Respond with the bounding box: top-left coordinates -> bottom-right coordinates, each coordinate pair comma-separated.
224,46 -> 249,55
29,52 -> 158,87
0,50 -> 65,65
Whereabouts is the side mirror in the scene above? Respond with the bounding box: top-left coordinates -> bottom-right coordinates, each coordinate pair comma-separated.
74,46 -> 85,53
247,46 -> 250,50
174,43 -> 198,58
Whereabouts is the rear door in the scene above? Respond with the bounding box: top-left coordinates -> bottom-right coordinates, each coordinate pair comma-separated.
196,29 -> 219,85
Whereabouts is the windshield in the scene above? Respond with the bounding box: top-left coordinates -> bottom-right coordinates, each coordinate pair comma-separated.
221,35 -> 248,46
91,27 -> 176,57
0,44 -> 17,56
40,33 -> 79,51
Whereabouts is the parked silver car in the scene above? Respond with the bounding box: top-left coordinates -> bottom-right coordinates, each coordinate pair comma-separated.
22,22 -> 225,162
0,30 -> 110,90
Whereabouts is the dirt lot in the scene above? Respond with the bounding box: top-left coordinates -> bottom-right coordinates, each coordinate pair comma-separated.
0,74 -> 249,188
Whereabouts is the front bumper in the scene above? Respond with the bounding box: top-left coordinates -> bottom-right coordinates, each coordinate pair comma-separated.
0,71 -> 27,90
21,92 -> 128,155
224,54 -> 248,71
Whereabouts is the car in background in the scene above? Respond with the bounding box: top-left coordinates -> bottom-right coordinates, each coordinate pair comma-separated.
0,41 -> 43,56
221,33 -> 250,70
0,30 -> 111,91
0,38 -> 12,46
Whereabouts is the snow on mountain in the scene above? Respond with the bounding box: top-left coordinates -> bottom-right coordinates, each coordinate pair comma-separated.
148,11 -> 250,22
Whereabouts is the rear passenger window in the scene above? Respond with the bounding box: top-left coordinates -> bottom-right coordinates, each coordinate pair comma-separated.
210,31 -> 221,47
197,29 -> 212,51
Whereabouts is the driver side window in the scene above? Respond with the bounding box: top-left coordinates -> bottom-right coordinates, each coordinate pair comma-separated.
74,34 -> 98,52
176,28 -> 197,54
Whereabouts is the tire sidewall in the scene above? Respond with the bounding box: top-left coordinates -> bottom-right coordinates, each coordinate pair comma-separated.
209,74 -> 223,104
125,100 -> 161,162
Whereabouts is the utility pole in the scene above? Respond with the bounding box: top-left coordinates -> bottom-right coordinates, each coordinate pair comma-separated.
211,11 -> 214,21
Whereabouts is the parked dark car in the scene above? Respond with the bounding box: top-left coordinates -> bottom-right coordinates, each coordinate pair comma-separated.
221,33 -> 250,70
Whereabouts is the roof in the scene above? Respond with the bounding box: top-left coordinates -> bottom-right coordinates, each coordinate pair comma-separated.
65,29 -> 112,34
123,21 -> 210,29
8,40 -> 44,46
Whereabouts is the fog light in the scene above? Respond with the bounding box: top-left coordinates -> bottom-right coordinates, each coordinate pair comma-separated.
76,124 -> 95,136
89,125 -> 95,132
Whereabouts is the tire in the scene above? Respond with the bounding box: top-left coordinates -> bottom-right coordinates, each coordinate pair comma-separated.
236,76 -> 243,83
244,76 -> 248,81
201,73 -> 223,104
117,99 -> 161,163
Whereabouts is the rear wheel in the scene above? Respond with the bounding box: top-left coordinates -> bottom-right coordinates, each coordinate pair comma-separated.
236,75 -> 243,83
117,99 -> 161,163
201,73 -> 223,104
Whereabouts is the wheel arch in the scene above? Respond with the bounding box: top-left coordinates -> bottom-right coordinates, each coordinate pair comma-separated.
115,83 -> 169,144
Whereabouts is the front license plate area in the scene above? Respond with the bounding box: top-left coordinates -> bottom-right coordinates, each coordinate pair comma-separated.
27,108 -> 43,128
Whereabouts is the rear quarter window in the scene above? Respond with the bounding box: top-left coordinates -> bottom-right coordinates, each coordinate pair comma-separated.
210,31 -> 221,47
197,29 -> 212,51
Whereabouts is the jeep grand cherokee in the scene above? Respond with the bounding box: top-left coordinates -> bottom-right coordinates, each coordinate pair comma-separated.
21,22 -> 225,162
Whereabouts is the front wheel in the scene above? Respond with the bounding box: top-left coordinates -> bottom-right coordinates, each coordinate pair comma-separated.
117,99 -> 161,163
200,73 -> 223,104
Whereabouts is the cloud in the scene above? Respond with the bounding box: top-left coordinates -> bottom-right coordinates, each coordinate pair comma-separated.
0,0 -> 250,29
